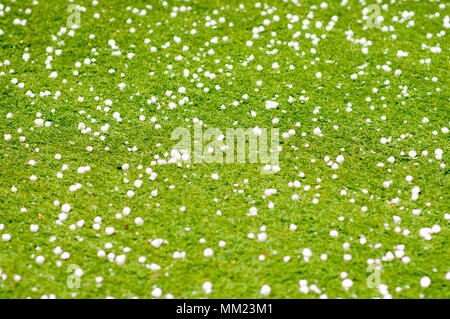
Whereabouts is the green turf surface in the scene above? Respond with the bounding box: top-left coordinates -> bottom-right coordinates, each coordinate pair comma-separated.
0,0 -> 448,299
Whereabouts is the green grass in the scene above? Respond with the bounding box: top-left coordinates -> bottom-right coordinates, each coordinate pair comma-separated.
0,0 -> 449,299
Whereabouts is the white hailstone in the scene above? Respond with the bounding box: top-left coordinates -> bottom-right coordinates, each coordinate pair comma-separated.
336,155 -> 344,163
115,254 -> 126,265
329,230 -> 338,238
202,281 -> 213,294
2,234 -> 11,241
35,255 -> 45,264
257,233 -> 267,242
422,117 -> 429,124
248,207 -> 258,216
150,263 -> 161,271
203,248 -> 214,257
134,217 -> 144,226
35,119 -> 44,127
260,284 -> 271,296
408,150 -> 417,158
412,209 -> 422,216
302,248 -> 312,258
107,253 -> 116,262
4,134 -> 12,141
138,256 -> 146,263
173,251 -> 185,259
299,284 -> 309,294
434,149 -> 443,160
127,190 -> 135,198
152,287 -> 162,298
411,186 -> 420,200
383,180 -> 393,188
123,207 -> 131,216
151,238 -> 163,248
265,101 -> 279,109
105,227 -> 115,235
211,173 -> 219,180
315,72 -> 322,79
420,276 -> 431,288
342,278 -> 353,290
77,166 -> 87,174
75,268 -> 84,277
61,203 -> 71,213
61,252 -> 70,260
58,213 -> 68,221
299,280 -> 308,289
431,225 -> 441,233
290,224 -> 297,231
30,224 -> 39,232
419,228 -> 433,240
313,127 -> 322,136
